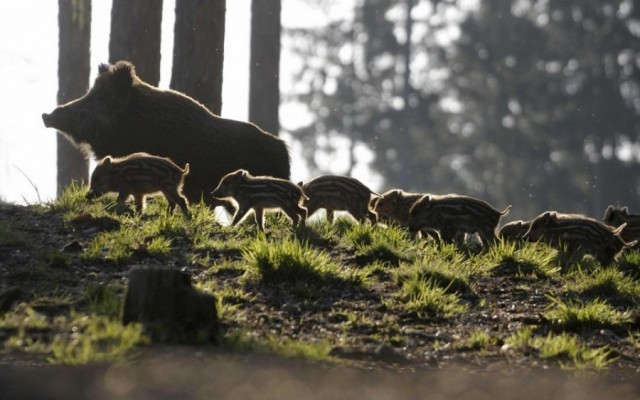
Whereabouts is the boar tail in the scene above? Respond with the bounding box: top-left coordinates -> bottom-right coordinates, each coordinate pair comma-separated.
500,205 -> 512,216
612,222 -> 627,235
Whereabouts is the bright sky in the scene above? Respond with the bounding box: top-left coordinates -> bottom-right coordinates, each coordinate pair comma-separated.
0,0 -> 380,204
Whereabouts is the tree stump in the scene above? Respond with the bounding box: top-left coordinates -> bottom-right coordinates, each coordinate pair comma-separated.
122,266 -> 218,342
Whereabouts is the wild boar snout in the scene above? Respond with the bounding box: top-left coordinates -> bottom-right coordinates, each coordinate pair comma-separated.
42,112 -> 53,128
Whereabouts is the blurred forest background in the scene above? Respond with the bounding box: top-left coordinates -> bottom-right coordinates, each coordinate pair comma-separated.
16,0 -> 640,219
287,0 -> 640,219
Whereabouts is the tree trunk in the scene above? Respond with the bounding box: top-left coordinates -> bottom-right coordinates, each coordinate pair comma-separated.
171,0 -> 226,115
402,0 -> 414,107
248,0 -> 281,135
56,0 -> 91,195
109,0 -> 163,86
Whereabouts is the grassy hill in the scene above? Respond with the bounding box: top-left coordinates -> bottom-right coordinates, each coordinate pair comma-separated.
1,183 -> 640,374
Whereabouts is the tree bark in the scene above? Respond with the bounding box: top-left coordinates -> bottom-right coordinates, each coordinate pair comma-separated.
171,0 -> 226,115
248,0 -> 281,135
109,0 -> 163,86
57,0 -> 91,195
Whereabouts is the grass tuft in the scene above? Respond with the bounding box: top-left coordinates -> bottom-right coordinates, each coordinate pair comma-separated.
544,297 -> 632,332
395,277 -> 468,318
48,314 -> 148,364
222,331 -> 334,363
394,255 -> 473,296
567,265 -> 640,306
617,250 -> 640,281
48,180 -> 91,216
488,241 -> 559,278
506,328 -> 613,371
343,224 -> 417,267
83,282 -> 122,318
243,235 -> 361,297
455,330 -> 498,352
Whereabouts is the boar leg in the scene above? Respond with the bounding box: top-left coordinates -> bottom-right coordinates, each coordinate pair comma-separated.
305,200 -> 321,220
253,208 -> 265,231
326,209 -> 335,222
421,228 -> 441,242
346,207 -> 363,224
132,194 -> 147,212
114,192 -> 133,213
283,204 -> 307,229
366,209 -> 378,225
595,250 -> 614,266
282,206 -> 299,228
439,228 -> 457,244
231,207 -> 251,226
351,204 -> 378,225
176,195 -> 190,214
478,228 -> 499,248
163,189 -> 190,214
164,197 -> 178,211
297,205 -> 308,227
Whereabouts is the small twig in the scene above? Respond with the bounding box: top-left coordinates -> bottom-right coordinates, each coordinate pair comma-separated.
13,164 -> 42,204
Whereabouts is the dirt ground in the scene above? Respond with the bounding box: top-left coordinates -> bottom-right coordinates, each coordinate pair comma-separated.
1,201 -> 640,398
2,349 -> 640,400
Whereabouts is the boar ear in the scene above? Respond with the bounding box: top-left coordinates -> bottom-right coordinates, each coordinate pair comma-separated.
418,194 -> 431,207
390,190 -> 401,202
604,205 -> 614,220
541,211 -> 556,222
98,63 -> 111,75
111,61 -> 135,93
622,207 -> 629,215
240,170 -> 250,177
103,156 -> 112,166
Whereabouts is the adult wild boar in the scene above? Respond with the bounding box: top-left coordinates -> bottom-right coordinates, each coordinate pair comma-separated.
42,61 -> 291,207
